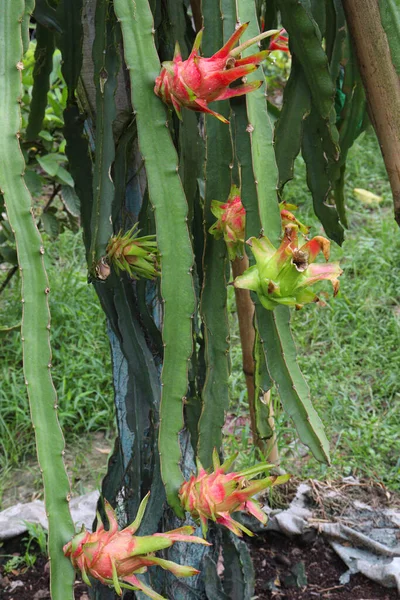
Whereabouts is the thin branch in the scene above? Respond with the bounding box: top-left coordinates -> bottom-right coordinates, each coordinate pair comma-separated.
0,265 -> 18,295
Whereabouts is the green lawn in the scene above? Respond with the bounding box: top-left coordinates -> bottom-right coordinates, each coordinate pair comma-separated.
0,129 -> 399,505
0,232 -> 113,483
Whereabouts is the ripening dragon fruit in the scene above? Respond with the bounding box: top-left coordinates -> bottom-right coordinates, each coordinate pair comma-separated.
179,450 -> 289,537
63,492 -> 209,599
209,185 -> 246,260
154,22 -> 279,123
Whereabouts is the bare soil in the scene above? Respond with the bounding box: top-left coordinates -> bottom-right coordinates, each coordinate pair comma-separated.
249,532 -> 399,600
1,532 -> 398,599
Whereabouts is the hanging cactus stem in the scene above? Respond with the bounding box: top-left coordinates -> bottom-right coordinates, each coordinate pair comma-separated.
0,2 -> 75,598
114,0 -> 196,515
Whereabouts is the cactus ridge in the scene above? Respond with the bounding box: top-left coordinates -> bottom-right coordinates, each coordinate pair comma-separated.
278,0 -> 336,121
256,305 -> 330,463
197,0 -> 232,470
0,2 -> 75,597
22,0 -> 35,55
236,1 -> 282,246
230,12 -> 330,466
89,0 -> 120,274
274,58 -> 311,194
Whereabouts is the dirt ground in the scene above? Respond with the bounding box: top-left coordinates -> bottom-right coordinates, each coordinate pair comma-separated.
1,456 -> 399,599
1,531 -> 398,600
250,531 -> 398,600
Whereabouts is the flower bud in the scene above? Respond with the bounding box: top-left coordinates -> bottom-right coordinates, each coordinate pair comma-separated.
106,224 -> 160,280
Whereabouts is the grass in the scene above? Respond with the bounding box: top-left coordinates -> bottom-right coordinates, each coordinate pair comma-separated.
0,129 -> 399,506
227,130 -> 400,490
0,230 -> 113,490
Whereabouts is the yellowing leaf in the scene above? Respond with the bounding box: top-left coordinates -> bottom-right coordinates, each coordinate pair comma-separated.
353,188 -> 383,205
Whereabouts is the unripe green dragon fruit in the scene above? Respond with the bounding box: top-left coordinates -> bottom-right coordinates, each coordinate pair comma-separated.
154,23 -> 279,123
209,185 -> 246,260
106,224 -> 160,280
234,224 -> 342,310
63,493 -> 209,599
179,449 -> 289,537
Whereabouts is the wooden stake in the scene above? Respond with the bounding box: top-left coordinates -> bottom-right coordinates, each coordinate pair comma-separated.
342,0 -> 400,225
232,255 -> 279,464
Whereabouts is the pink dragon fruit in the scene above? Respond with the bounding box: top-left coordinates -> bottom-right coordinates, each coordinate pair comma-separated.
63,493 -> 209,599
234,224 -> 342,310
209,185 -> 246,259
154,23 -> 279,123
179,450 -> 289,537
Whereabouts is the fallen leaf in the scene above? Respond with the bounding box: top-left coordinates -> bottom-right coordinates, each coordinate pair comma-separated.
353,188 -> 382,205
95,447 -> 111,454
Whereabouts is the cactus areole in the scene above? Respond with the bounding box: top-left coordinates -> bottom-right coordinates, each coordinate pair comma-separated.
154,22 -> 279,122
63,493 -> 209,599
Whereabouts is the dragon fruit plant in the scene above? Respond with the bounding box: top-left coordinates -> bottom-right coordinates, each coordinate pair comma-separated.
106,224 -> 160,280
5,0 -> 387,595
154,22 -> 279,122
63,493 -> 209,599
179,450 -> 289,537
234,224 -> 342,310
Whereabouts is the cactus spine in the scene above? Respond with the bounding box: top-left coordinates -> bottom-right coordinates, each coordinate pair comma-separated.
0,2 -> 75,598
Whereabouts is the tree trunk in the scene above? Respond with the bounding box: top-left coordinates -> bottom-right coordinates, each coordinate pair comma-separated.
342,0 -> 400,225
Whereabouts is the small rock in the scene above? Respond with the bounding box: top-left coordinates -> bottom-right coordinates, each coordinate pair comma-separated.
275,554 -> 291,567
7,579 -> 24,592
33,590 -> 50,599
